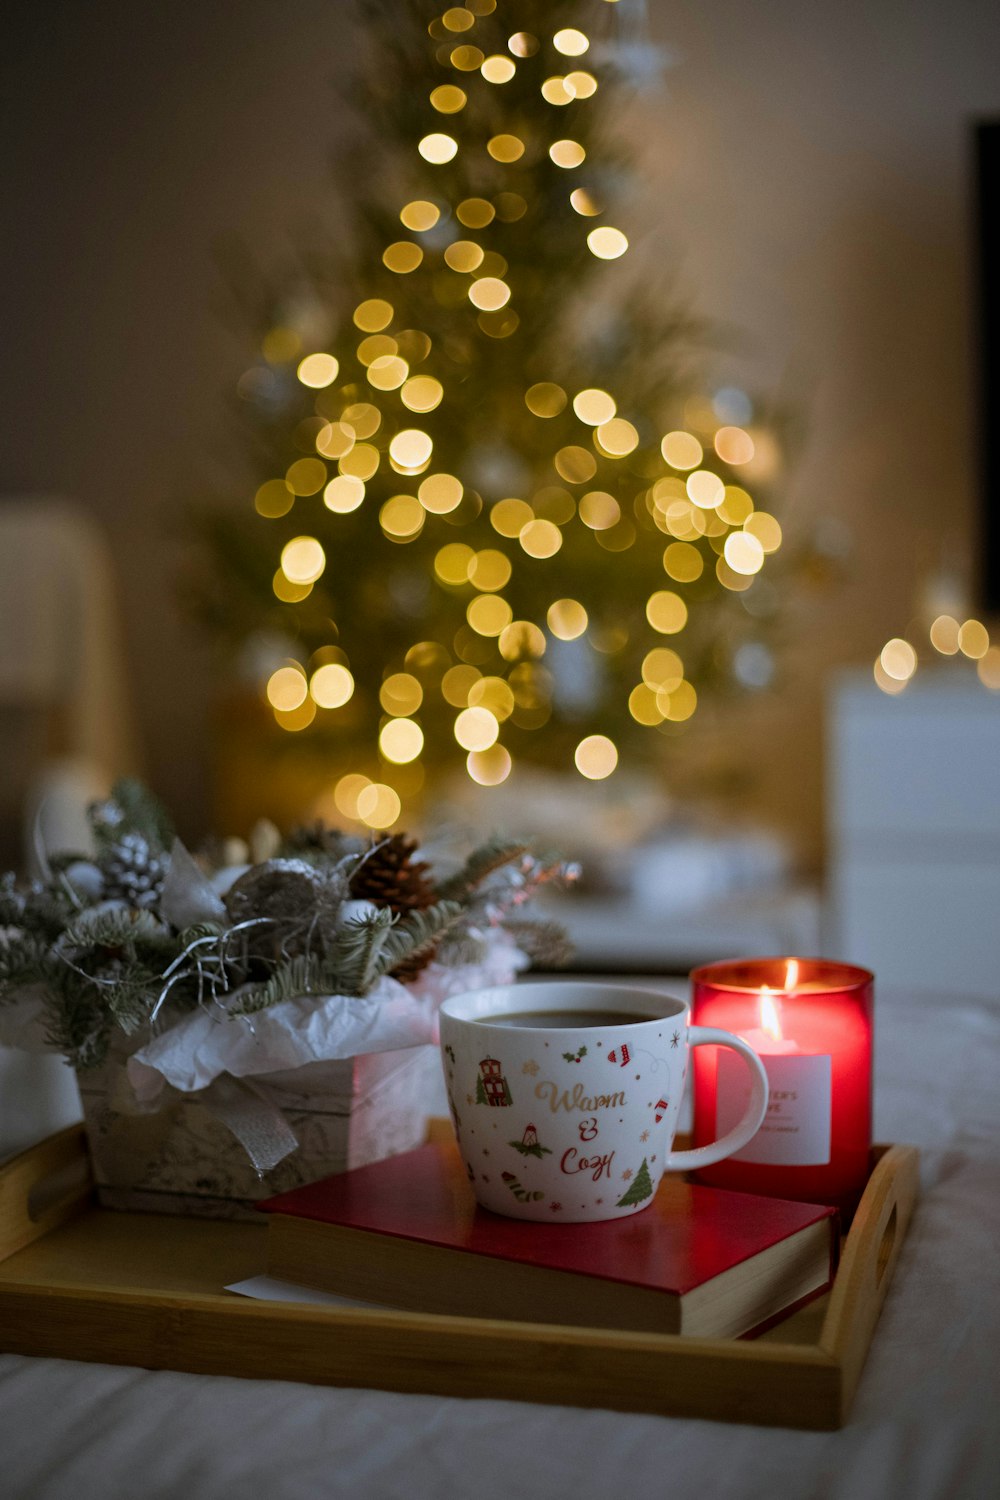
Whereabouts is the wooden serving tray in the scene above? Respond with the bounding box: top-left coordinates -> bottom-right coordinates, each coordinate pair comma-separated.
0,1125 -> 918,1430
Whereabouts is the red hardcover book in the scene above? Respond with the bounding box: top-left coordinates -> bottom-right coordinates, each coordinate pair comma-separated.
259,1143 -> 839,1339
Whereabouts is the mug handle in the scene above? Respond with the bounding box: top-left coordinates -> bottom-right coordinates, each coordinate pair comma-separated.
664,1026 -> 769,1172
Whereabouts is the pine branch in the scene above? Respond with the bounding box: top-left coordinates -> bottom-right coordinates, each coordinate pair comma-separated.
229,954 -> 326,1015
375,899 -> 463,981
436,841 -> 529,903
500,919 -> 574,970
328,907 -> 397,995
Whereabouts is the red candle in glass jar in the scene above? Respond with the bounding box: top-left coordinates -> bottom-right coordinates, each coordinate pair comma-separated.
690,958 -> 873,1214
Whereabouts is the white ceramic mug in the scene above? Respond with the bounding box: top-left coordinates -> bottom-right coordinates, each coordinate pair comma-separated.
439,980 -> 769,1223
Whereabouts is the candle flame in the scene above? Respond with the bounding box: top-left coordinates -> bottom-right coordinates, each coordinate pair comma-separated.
759,987 -> 784,1042
784,958 -> 800,993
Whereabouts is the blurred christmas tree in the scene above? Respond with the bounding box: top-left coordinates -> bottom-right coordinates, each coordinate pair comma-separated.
190,0 -> 808,832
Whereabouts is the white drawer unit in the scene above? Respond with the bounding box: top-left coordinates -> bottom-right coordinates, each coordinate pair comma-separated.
828,670 -> 1000,998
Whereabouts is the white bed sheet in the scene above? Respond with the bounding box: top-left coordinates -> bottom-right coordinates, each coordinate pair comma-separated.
2,988 -> 998,1500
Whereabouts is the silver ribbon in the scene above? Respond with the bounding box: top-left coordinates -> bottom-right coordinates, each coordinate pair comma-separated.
200,1074 -> 300,1176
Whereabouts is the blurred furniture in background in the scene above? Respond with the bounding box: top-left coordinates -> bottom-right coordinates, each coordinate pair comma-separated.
827,669 -> 1000,1000
0,497 -> 139,1161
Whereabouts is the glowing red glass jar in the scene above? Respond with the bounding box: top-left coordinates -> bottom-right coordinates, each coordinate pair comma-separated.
690,958 -> 873,1214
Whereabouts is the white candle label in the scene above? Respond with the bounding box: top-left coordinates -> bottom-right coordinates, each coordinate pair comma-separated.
717,1052 -> 832,1165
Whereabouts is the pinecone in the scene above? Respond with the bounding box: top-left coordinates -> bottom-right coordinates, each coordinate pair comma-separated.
350,834 -> 438,982
102,833 -> 167,910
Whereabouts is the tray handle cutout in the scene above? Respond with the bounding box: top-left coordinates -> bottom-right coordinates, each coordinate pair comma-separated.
0,1125 -> 94,1262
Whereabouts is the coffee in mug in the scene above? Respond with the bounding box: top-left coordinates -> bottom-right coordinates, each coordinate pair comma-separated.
439,980 -> 769,1223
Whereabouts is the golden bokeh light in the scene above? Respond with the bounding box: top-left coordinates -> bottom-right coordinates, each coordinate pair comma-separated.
429,83 -> 466,113
400,199 -> 441,231
629,684 -> 663,726
285,457 -> 327,496
595,417 -> 638,456
714,426 -> 755,465
281,536 -> 326,584
482,54 -> 516,83
569,187 -> 601,215
454,705 -> 500,750
565,70 -> 597,97
519,518 -> 563,557
549,139 -> 586,168
274,699 -> 316,733
323,474 -> 365,513
310,663 -> 355,708
468,548 -> 512,590
353,299 -> 394,332
880,638 -> 918,682
541,76 -> 575,106
383,241 -> 423,274
334,773 -> 371,820
554,446 -> 597,484
958,618 -> 990,659
316,422 -> 355,460
508,31 -> 538,58
262,327 -> 300,363
339,442 -> 380,481
272,570 -> 311,603
554,27 -> 589,55
661,431 -> 703,471
499,620 -> 546,660
642,647 -> 683,691
255,480 -> 293,518
663,541 -> 704,582
490,498 -> 534,536
442,6 -> 474,31
379,494 -> 424,540
929,614 -> 961,655
574,734 -> 618,780
723,531 -> 765,576
977,645 -> 1000,689
380,673 -> 423,716
718,484 -> 754,525
469,277 -> 511,310
418,472 -> 463,513
341,402 -> 382,439
488,133 -> 525,162
573,388 -> 615,425
457,197 -> 495,227
296,352 -> 339,388
466,593 -> 513,636
547,598 -> 588,640
494,191 -> 527,221
379,718 -> 424,764
356,333 -> 397,366
525,382 -> 568,417
579,490 -> 620,530
715,555 -> 753,593
873,656 -> 908,696
660,680 -> 697,721
435,542 -> 475,584
466,744 -> 512,785
267,666 -> 308,711
442,664 -> 482,706
450,44 -> 484,70
469,676 -> 515,720
401,375 -> 444,412
744,511 -> 782,553
357,782 -> 402,829
389,428 -> 433,468
419,132 -> 458,164
587,226 -> 628,259
444,239 -> 485,272
686,469 -> 725,509
367,355 -> 409,390
646,590 -> 687,634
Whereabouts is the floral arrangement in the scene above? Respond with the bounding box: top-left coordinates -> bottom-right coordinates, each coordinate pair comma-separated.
0,779 -> 575,1079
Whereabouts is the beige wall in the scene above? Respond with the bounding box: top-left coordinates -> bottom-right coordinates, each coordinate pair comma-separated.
2,0 -> 997,858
